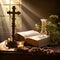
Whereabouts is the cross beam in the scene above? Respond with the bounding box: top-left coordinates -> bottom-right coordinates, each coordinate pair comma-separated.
7,6 -> 21,42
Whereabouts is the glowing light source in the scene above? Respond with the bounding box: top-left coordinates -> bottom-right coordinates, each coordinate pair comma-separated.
6,0 -> 10,4
11,0 -> 20,4
1,0 -> 10,4
17,41 -> 24,48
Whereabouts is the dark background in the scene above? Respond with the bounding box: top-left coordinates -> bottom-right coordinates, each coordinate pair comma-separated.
22,0 -> 60,18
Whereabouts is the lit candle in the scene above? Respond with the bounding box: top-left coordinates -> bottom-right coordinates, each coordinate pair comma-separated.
17,41 -> 24,48
40,19 -> 47,34
8,38 -> 11,41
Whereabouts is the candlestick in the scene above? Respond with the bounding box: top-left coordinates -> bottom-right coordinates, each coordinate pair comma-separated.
40,19 -> 47,34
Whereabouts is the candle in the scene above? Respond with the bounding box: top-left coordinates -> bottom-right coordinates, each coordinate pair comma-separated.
40,19 -> 47,34
41,19 -> 47,26
17,41 -> 24,48
8,38 -> 11,41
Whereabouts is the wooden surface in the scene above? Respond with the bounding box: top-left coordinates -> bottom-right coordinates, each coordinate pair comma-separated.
0,40 -> 60,60
0,40 -> 60,53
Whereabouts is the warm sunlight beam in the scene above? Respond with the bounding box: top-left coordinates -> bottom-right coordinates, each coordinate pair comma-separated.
0,0 -> 22,41
22,10 -> 36,29
0,1 -> 12,34
1,0 -> 10,4
21,1 -> 41,30
22,2 -> 41,18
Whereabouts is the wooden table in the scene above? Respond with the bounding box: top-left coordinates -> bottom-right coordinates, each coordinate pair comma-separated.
0,40 -> 60,60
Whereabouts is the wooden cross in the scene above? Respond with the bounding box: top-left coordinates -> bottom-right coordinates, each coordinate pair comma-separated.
7,6 -> 21,42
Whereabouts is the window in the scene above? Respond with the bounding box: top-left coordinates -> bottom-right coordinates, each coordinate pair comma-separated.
0,0 -> 22,42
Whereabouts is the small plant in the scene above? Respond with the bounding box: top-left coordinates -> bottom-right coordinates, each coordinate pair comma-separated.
46,15 -> 60,45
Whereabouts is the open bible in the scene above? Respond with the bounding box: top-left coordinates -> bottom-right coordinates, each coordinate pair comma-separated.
15,30 -> 50,47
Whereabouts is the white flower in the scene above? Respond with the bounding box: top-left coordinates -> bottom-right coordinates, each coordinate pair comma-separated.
49,15 -> 58,19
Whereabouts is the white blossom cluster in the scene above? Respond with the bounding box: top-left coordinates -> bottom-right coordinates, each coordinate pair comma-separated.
49,15 -> 58,19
